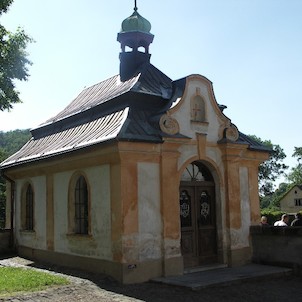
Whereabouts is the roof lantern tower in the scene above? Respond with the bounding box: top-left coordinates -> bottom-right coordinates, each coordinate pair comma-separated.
117,1 -> 154,81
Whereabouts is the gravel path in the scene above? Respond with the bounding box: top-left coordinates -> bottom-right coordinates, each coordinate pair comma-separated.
1,257 -> 302,302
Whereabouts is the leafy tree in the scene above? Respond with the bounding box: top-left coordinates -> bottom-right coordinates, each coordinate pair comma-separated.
0,148 -> 7,228
259,182 -> 290,209
0,129 -> 31,154
248,135 -> 288,196
0,129 -> 31,228
292,147 -> 302,162
287,147 -> 302,185
0,0 -> 33,111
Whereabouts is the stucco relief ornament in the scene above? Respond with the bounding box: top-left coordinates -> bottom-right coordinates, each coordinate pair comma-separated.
225,124 -> 239,142
159,114 -> 179,135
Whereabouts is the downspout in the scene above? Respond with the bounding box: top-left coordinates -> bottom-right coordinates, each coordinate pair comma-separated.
1,171 -> 15,250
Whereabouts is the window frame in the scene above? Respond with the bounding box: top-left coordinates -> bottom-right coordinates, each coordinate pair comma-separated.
21,182 -> 34,231
295,198 -> 302,207
68,173 -> 91,235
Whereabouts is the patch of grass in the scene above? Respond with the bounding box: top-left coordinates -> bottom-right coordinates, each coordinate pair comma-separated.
0,267 -> 69,297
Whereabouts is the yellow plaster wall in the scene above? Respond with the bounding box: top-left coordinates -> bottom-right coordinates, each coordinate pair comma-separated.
5,181 -> 11,230
46,174 -> 54,250
2,72 -> 271,281
53,165 -> 112,260
138,162 -> 162,261
14,176 -> 47,251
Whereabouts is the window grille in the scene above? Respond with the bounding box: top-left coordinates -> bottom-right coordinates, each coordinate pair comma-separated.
74,176 -> 88,234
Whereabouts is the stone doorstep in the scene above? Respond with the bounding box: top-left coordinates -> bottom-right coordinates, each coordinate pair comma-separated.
184,263 -> 228,274
151,264 -> 293,291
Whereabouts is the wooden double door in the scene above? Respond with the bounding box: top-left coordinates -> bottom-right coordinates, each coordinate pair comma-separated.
180,182 -> 217,268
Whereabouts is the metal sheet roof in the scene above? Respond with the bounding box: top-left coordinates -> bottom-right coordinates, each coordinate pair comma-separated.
0,62 -> 270,170
38,75 -> 138,127
237,132 -> 272,152
1,108 -> 129,168
37,63 -> 173,131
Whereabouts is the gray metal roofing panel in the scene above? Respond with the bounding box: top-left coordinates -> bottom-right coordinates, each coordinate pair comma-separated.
34,64 -> 173,133
237,132 -> 272,152
1,108 -> 129,168
132,64 -> 172,98
38,75 -> 139,127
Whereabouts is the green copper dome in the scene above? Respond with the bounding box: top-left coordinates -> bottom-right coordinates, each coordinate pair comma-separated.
120,10 -> 151,33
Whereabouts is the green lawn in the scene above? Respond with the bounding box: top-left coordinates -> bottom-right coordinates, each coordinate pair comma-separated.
0,266 -> 69,297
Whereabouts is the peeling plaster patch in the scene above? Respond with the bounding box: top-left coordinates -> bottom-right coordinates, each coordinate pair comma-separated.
112,240 -> 122,260
138,163 -> 161,232
54,170 -> 73,251
138,163 -> 162,261
230,167 -> 250,249
53,166 -> 112,260
230,229 -> 247,249
163,239 -> 181,258
239,167 -> 250,248
16,177 -> 47,251
139,234 -> 162,260
122,234 -> 139,262
87,165 -> 112,259
68,236 -> 98,257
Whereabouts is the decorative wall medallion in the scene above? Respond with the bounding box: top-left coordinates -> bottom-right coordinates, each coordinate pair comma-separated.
159,114 -> 179,135
225,124 -> 239,141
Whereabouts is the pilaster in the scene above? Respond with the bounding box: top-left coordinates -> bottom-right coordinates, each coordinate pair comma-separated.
160,140 -> 183,276
46,174 -> 54,250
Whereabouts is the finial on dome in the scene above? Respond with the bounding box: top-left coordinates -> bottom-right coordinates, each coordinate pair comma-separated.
120,3 -> 152,33
134,0 -> 137,11
117,1 -> 154,81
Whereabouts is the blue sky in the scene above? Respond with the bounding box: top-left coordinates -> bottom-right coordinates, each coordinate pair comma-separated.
0,0 -> 301,177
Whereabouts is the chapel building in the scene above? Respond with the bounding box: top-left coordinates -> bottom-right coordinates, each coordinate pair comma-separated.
0,4 -> 270,283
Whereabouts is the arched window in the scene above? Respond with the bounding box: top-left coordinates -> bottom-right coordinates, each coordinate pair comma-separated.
74,175 -> 89,235
22,183 -> 34,231
181,161 -> 213,182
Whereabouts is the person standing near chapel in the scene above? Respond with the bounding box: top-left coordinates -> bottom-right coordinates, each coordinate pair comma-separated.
260,216 -> 270,227
291,213 -> 302,226
274,214 -> 289,226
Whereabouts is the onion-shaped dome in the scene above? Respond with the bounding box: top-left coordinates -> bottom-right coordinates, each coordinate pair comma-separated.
120,9 -> 151,33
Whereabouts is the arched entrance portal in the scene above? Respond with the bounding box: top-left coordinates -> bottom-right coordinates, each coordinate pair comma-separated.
180,161 -> 217,268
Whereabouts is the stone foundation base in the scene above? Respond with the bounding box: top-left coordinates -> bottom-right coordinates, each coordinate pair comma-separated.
229,247 -> 252,267
17,246 -> 184,284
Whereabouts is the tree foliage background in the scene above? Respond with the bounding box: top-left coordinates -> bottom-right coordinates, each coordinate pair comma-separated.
0,129 -> 31,228
287,147 -> 302,185
248,135 -> 288,196
0,0 -> 32,228
0,0 -> 33,111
